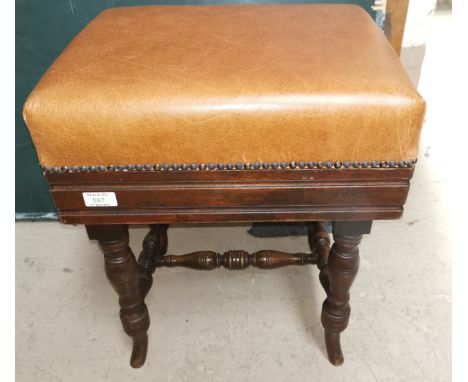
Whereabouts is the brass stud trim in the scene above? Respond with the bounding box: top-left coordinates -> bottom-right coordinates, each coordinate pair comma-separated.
42,159 -> 416,174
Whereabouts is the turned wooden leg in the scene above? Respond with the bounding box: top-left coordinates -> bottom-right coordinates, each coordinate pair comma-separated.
137,224 -> 169,298
307,222 -> 331,291
321,221 -> 372,366
86,225 -> 150,368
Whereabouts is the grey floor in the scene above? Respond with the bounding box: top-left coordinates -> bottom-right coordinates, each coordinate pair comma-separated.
16,11 -> 451,382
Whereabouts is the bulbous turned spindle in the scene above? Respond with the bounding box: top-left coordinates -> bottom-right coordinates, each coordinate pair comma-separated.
155,249 -> 318,270
97,227 -> 150,368
321,233 -> 361,366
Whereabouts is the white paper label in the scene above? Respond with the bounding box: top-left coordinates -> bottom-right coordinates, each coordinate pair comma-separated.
82,192 -> 118,207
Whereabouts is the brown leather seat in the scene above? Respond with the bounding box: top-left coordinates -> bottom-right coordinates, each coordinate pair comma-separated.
23,4 -> 425,168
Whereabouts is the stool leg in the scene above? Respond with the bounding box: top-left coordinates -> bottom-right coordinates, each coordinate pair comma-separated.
138,224 -> 169,298
86,225 -> 150,368
321,221 -> 371,366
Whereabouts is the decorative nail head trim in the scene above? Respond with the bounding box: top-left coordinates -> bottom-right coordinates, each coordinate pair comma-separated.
42,159 -> 416,174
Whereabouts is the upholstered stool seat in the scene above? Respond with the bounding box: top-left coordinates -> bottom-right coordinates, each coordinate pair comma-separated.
24,4 -> 424,168
23,4 -> 425,369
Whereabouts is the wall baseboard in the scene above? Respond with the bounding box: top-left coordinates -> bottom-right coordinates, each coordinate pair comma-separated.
15,212 -> 58,221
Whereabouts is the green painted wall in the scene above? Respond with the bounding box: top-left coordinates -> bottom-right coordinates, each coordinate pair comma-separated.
15,0 -> 378,219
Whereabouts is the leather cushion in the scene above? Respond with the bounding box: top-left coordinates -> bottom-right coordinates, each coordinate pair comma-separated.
23,4 -> 425,167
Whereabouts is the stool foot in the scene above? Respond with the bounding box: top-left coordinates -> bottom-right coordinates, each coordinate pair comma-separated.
130,333 -> 148,368
324,332 -> 344,365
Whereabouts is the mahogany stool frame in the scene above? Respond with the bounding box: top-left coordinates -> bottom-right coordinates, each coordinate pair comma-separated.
43,162 -> 415,367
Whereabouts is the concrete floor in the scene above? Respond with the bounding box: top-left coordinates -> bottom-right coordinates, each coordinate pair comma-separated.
16,11 -> 451,382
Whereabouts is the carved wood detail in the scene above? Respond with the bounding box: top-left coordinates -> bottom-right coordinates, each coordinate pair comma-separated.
86,224 -> 150,368
155,249 -> 318,270
321,233 -> 362,366
137,224 -> 168,298
85,220 -> 373,368
307,222 -> 332,291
